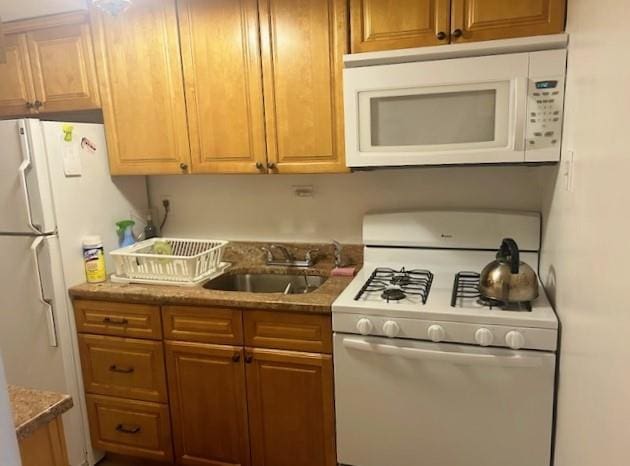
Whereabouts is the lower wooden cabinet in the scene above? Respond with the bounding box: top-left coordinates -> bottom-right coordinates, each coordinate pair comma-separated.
165,341 -> 250,466
75,301 -> 336,466
246,348 -> 336,466
19,417 -> 69,466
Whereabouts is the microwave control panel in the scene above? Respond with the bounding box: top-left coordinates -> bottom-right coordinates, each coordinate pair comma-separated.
525,49 -> 567,162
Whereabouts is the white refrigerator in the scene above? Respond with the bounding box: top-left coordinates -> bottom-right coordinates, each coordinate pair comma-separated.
0,119 -> 147,465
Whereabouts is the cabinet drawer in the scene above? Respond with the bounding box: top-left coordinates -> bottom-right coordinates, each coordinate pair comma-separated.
163,305 -> 243,345
78,334 -> 167,403
244,311 -> 332,353
86,394 -> 173,463
74,300 -> 162,340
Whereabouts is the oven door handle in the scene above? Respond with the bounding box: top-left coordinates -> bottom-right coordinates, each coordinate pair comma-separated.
342,338 -> 542,368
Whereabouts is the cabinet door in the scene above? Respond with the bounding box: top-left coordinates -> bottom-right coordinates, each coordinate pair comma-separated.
0,33 -> 36,117
259,0 -> 348,173
246,348 -> 336,466
178,0 -> 267,174
451,0 -> 566,43
350,0 -> 451,52
26,19 -> 100,113
90,0 -> 191,175
165,341 -> 250,466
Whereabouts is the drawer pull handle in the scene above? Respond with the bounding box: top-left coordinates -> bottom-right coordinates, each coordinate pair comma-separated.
245,354 -> 253,364
109,365 -> 135,374
103,317 -> 129,325
116,424 -> 141,434
232,353 -> 241,363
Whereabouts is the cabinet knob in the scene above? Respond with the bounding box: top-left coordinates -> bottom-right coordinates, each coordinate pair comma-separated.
245,354 -> 253,364
255,162 -> 265,171
33,100 -> 43,109
452,29 -> 463,38
25,102 -> 34,109
267,162 -> 277,170
179,162 -> 189,171
436,31 -> 447,40
232,353 -> 241,363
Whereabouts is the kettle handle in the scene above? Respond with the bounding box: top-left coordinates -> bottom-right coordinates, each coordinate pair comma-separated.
500,238 -> 520,274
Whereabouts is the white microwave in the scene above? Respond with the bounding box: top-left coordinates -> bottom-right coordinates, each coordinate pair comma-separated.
343,41 -> 567,168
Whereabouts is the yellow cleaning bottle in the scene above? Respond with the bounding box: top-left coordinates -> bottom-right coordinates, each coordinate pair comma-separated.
83,236 -> 107,283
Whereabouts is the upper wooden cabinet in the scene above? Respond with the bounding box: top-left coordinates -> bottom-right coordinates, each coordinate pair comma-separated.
260,0 -> 348,174
178,0 -> 267,174
451,0 -> 567,43
351,0 -> 451,52
350,0 -> 566,52
0,12 -> 100,117
90,0 -> 191,175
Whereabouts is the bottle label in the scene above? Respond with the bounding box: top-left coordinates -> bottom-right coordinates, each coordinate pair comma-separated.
84,247 -> 106,283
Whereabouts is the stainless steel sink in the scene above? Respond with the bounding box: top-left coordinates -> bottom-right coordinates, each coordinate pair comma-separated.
203,272 -> 327,294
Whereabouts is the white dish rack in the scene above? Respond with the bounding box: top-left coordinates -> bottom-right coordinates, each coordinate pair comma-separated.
110,238 -> 229,286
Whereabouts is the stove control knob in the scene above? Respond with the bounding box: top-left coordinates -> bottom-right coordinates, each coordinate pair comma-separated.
474,328 -> 494,347
505,331 -> 525,350
427,324 -> 446,342
382,321 -> 400,338
356,318 -> 374,335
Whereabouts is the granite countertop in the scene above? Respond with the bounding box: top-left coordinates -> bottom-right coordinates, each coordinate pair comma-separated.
70,241 -> 362,314
9,386 -> 73,440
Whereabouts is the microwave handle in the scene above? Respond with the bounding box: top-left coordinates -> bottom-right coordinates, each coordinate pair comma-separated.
513,77 -> 529,153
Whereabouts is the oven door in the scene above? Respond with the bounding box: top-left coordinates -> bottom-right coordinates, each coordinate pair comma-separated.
344,53 -> 529,167
333,334 -> 555,466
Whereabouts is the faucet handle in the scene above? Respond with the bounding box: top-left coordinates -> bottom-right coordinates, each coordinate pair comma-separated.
261,246 -> 274,263
332,240 -> 345,267
305,249 -> 319,265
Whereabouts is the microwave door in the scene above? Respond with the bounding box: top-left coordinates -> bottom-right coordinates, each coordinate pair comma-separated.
355,79 -> 527,166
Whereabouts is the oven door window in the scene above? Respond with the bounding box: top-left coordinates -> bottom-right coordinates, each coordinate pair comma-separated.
358,81 -> 511,153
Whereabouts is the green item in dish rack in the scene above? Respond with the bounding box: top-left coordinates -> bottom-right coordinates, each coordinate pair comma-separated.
152,240 -> 173,255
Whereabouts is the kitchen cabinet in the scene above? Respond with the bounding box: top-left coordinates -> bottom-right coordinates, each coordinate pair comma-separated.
93,0 -> 348,175
74,299 -> 336,465
90,0 -> 191,175
0,12 -> 100,117
165,341 -> 250,466
350,0 -> 566,52
178,0 -> 267,174
259,0 -> 348,173
351,0 -> 451,52
19,417 -> 69,466
246,348 -> 336,466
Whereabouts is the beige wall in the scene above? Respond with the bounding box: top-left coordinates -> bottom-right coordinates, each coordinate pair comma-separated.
540,0 -> 630,465
0,0 -> 86,21
149,166 -> 549,243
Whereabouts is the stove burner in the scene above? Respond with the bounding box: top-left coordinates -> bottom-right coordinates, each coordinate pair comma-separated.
381,288 -> 407,302
354,267 -> 434,304
451,272 -> 532,312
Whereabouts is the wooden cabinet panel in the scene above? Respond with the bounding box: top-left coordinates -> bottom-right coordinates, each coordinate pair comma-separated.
246,348 -> 336,466
178,0 -> 267,174
259,0 -> 348,173
86,394 -> 173,463
166,341 -> 250,466
163,305 -> 243,345
90,0 -> 191,175
244,311 -> 332,354
78,334 -> 168,403
351,0 -> 451,52
19,418 -> 69,466
26,19 -> 100,113
74,300 -> 162,340
451,0 -> 566,42
0,33 -> 36,117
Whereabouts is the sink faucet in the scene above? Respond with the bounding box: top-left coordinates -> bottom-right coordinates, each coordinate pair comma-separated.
261,244 -> 318,268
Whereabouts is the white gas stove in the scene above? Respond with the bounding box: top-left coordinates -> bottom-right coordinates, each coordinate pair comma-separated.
333,210 -> 558,466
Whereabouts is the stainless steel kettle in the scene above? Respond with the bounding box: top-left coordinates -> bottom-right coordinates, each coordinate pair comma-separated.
479,238 -> 539,303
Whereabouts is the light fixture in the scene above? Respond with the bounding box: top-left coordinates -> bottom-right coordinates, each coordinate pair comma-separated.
93,0 -> 133,16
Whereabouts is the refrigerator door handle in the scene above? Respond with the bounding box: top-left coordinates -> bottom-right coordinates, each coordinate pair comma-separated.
30,237 -> 58,347
17,121 -> 43,235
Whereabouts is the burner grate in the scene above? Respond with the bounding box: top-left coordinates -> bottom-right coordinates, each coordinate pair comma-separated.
451,271 -> 532,312
355,268 -> 434,304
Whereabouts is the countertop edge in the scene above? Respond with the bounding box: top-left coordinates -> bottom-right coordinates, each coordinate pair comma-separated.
10,386 -> 74,441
